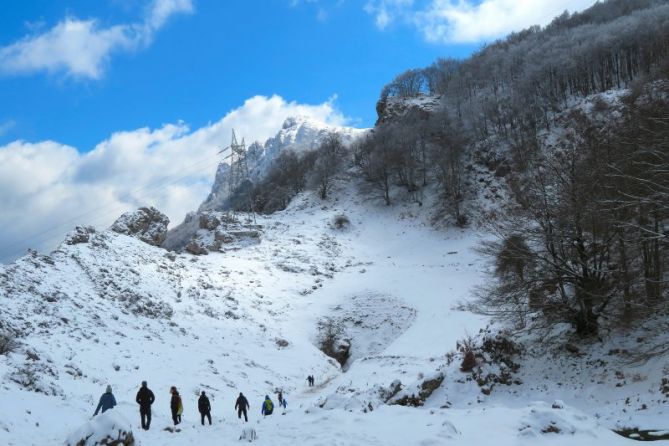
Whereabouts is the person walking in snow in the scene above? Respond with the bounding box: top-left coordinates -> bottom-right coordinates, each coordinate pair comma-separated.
170,386 -> 183,425
198,391 -> 212,426
235,392 -> 250,422
93,385 -> 116,416
135,381 -> 155,430
261,395 -> 274,416
307,375 -> 315,387
277,390 -> 287,412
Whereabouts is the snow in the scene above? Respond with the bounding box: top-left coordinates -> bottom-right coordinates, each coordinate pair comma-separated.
0,176 -> 653,445
65,410 -> 133,446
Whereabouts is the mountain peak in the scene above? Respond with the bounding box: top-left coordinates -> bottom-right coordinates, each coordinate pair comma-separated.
281,115 -> 331,130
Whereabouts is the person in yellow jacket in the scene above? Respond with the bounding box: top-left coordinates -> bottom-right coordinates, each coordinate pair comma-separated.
170,386 -> 183,425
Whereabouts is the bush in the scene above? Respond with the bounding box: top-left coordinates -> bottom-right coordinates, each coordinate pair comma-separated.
457,337 -> 477,372
456,332 -> 523,393
333,214 -> 350,230
0,332 -> 19,356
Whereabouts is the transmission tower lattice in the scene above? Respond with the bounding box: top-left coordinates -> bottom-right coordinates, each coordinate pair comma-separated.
218,129 -> 248,194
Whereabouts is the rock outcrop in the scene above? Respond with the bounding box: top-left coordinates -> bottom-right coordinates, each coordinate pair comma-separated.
111,207 -> 169,247
64,226 -> 96,245
375,95 -> 442,126
163,210 -> 261,255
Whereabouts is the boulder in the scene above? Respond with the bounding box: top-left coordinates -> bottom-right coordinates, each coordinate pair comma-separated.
64,226 -> 96,245
185,239 -> 209,255
199,212 -> 221,230
66,411 -> 134,446
111,207 -> 169,246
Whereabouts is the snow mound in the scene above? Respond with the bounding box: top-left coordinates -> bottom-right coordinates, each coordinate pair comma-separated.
239,427 -> 258,442
111,207 -> 169,247
518,402 -> 600,438
317,393 -> 367,412
65,410 -> 134,446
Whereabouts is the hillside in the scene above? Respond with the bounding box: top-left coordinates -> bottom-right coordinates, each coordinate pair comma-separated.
1,174 -> 654,445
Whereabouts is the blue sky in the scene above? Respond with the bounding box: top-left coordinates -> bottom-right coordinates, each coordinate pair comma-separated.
0,0 -> 477,149
0,0 -> 596,262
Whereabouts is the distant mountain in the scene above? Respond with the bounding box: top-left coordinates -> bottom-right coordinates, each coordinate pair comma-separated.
199,115 -> 367,213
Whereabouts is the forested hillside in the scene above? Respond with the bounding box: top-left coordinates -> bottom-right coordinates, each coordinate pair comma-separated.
221,0 -> 669,343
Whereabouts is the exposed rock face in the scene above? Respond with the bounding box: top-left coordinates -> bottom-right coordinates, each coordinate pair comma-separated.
200,163 -> 231,213
390,373 -> 445,407
64,226 -> 96,245
111,207 -> 169,247
163,210 -> 261,255
375,95 -> 442,125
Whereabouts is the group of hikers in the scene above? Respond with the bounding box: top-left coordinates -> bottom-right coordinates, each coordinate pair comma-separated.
93,379 -> 303,429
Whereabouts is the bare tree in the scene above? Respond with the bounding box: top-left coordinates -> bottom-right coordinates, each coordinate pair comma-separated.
311,132 -> 346,200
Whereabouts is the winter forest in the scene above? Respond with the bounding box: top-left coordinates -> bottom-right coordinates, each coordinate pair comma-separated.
1,0 -> 669,445
224,0 -> 669,341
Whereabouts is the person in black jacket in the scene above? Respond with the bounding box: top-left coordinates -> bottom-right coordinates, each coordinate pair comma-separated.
198,391 -> 212,426
170,386 -> 182,425
235,392 -> 250,422
135,381 -> 155,430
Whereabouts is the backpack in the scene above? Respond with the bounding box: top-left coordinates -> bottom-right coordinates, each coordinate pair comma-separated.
177,396 -> 183,415
264,399 -> 273,414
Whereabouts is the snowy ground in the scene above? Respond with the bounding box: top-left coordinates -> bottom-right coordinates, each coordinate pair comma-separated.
0,179 -> 656,445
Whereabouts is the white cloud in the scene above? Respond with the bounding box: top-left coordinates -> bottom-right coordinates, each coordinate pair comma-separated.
365,0 -> 413,30
0,95 -> 349,263
147,0 -> 194,29
365,0 -> 596,43
416,0 -> 597,43
0,0 -> 193,79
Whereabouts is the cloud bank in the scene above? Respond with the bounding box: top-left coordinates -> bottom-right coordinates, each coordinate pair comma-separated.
0,0 -> 193,79
365,0 -> 596,43
0,95 -> 348,263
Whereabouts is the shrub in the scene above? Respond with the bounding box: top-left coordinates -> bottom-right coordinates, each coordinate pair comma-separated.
0,332 -> 19,356
333,214 -> 350,230
457,337 -> 477,372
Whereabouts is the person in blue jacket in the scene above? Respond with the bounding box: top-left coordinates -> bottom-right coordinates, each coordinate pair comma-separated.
93,385 -> 117,416
261,395 -> 274,416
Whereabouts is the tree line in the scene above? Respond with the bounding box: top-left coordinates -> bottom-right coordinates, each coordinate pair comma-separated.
477,88 -> 668,338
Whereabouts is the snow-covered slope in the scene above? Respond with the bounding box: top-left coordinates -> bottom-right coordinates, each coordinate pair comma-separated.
0,175 -> 653,445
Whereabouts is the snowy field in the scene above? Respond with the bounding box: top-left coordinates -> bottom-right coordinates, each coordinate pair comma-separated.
0,180 -> 658,445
